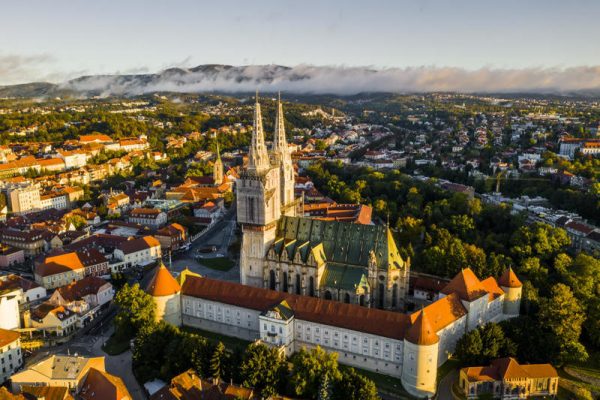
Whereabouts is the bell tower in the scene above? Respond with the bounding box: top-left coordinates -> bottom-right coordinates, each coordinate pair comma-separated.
213,136 -> 224,186
237,92 -> 281,287
272,92 -> 296,216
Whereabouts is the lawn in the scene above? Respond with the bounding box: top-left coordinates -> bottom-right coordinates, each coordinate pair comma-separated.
181,326 -> 251,350
198,257 -> 235,271
338,365 -> 417,399
102,334 -> 131,355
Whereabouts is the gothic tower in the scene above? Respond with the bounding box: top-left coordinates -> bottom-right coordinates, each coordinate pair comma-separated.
213,136 -> 224,186
272,93 -> 296,216
237,93 -> 281,287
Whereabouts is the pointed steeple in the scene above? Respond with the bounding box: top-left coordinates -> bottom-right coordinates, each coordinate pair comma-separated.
213,134 -> 223,185
273,91 -> 288,154
248,91 -> 269,172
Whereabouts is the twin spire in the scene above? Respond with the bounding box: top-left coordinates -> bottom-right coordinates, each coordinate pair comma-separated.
247,91 -> 288,172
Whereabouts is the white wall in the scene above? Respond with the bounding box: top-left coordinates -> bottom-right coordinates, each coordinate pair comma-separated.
0,293 -> 20,330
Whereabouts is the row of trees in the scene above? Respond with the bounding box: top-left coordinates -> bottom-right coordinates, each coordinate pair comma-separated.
114,283 -> 378,399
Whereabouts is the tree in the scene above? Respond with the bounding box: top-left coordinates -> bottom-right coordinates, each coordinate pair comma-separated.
538,284 -> 588,363
210,341 -> 229,381
584,298 -> 600,348
290,347 -> 342,399
332,368 -> 379,400
455,323 -> 515,366
318,373 -> 332,400
240,343 -> 285,398
114,283 -> 156,339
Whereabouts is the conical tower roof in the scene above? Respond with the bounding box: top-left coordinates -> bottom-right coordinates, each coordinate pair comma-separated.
441,267 -> 487,302
498,267 -> 522,288
405,308 -> 439,346
146,262 -> 181,297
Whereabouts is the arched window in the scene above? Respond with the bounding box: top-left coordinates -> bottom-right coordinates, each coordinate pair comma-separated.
359,294 -> 365,306
295,274 -> 301,295
324,290 -> 332,300
283,272 -> 288,292
378,283 -> 385,309
344,293 -> 351,304
309,277 -> 315,297
269,270 -> 276,290
392,283 -> 398,308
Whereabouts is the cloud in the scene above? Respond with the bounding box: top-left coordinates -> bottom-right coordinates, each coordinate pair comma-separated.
0,54 -> 58,85
59,64 -> 600,96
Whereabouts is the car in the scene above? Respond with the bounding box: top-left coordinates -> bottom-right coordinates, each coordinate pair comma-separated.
197,245 -> 217,254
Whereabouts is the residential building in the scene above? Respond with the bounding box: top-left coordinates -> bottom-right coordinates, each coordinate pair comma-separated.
154,223 -> 188,252
113,236 -> 162,268
0,290 -> 20,330
50,276 -> 114,309
79,368 -> 132,400
0,246 -> 25,268
0,274 -> 47,306
25,302 -> 78,336
150,369 -> 255,400
459,358 -> 558,399
0,329 -> 22,384
128,208 -> 167,229
8,185 -> 41,214
0,228 -> 47,257
10,355 -> 105,393
34,258 -> 86,290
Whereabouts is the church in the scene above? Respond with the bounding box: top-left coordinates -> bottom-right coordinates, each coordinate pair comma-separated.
236,94 -> 410,310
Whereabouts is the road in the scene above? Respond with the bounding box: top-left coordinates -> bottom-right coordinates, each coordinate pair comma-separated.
168,206 -> 240,282
437,370 -> 458,400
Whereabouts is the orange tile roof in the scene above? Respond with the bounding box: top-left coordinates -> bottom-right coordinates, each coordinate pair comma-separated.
441,268 -> 488,302
45,252 -> 84,270
182,275 -> 410,341
36,261 -> 84,278
480,277 -> 505,301
0,328 -> 20,348
21,386 -> 70,400
419,292 -> 467,332
498,267 -> 522,288
80,367 -> 132,400
405,309 -> 439,345
146,263 -> 181,297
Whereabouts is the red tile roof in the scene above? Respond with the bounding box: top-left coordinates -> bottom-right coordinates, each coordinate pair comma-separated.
146,264 -> 181,297
497,267 -> 522,288
441,268 -> 488,302
405,309 -> 439,345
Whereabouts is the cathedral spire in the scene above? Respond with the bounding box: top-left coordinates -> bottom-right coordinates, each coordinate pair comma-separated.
248,91 -> 269,172
273,91 -> 288,154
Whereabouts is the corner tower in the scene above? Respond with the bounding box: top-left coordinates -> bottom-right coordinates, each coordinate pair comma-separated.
237,93 -> 282,287
146,262 -> 182,326
498,267 -> 522,316
401,308 -> 439,398
272,93 -> 296,216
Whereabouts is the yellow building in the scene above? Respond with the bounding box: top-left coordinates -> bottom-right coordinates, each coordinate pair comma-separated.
459,357 -> 558,399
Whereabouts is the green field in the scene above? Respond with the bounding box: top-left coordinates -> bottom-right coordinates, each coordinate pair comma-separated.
181,326 -> 251,350
198,257 -> 235,271
338,365 -> 417,399
102,334 -> 130,355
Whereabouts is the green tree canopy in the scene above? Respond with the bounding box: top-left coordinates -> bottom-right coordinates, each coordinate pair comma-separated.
114,283 -> 156,340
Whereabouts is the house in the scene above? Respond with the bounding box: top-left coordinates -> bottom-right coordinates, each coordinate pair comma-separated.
0,329 -> 23,384
128,208 -> 167,229
154,223 -> 188,252
0,228 -> 47,257
0,246 -> 25,268
34,259 -> 86,290
459,357 -> 558,399
79,368 -> 132,400
0,289 -> 20,330
150,369 -> 255,400
113,236 -> 162,268
25,302 -> 78,337
11,355 -> 105,393
50,276 -> 114,309
56,150 -> 88,169
0,274 -> 47,306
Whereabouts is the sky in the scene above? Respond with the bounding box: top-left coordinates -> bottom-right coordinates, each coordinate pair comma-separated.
1,0 -> 599,88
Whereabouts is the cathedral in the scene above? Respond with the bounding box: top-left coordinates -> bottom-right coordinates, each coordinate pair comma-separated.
237,94 -> 410,310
